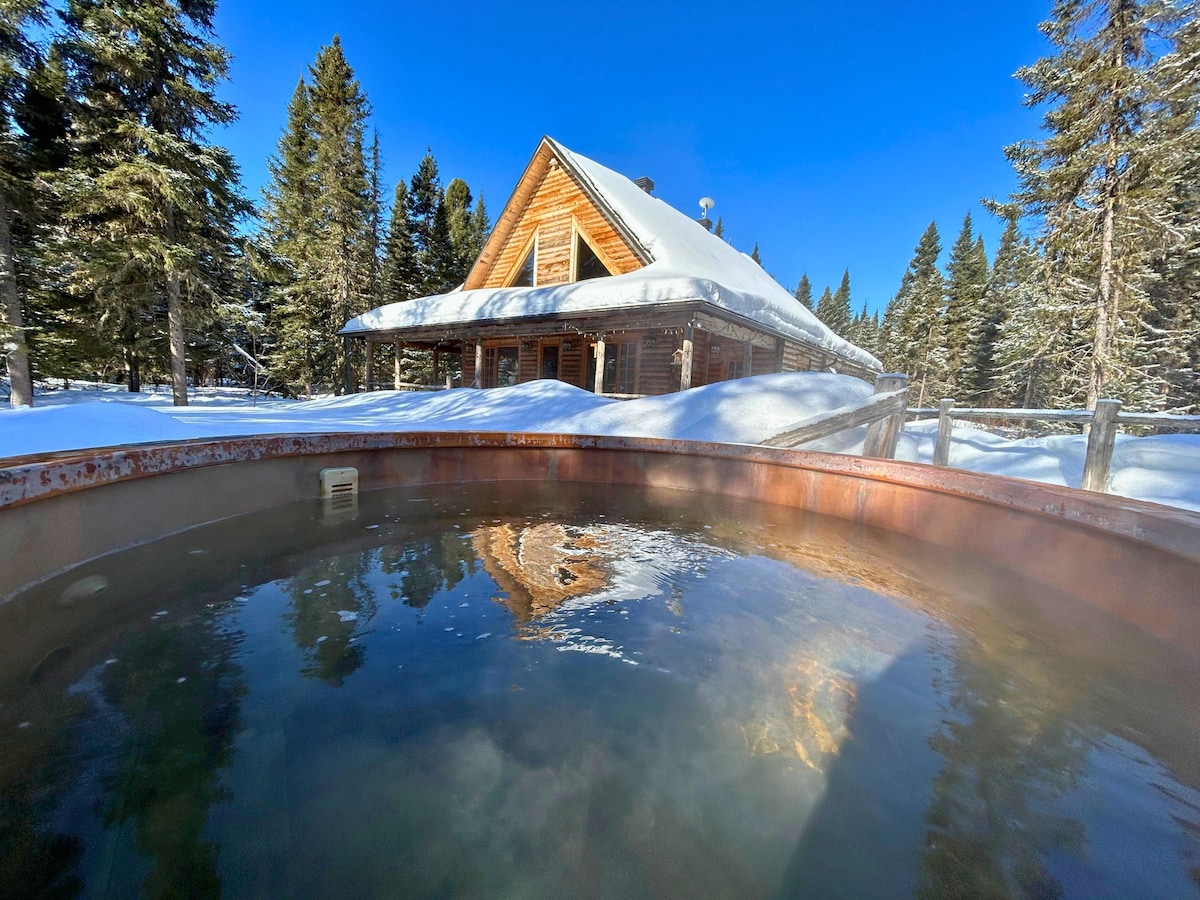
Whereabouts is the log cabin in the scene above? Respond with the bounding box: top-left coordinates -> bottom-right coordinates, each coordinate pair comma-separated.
340,137 -> 881,395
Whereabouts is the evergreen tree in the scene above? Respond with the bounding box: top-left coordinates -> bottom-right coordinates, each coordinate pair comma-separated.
407,150 -> 458,295
366,131 -> 383,309
1,0 -> 49,407
713,216 -> 724,239
793,273 -> 813,310
308,35 -> 372,394
261,78 -> 322,396
444,177 -> 477,284
59,0 -> 248,405
816,268 -> 853,335
381,179 -> 418,304
815,285 -> 833,322
1006,0 -> 1200,409
847,301 -> 879,356
943,213 -> 990,394
884,222 -> 946,405
750,242 -> 762,266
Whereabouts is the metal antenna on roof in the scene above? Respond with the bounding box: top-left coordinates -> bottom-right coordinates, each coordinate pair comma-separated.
698,197 -> 715,232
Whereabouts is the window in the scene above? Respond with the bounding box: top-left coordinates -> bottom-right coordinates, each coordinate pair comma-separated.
574,231 -> 612,281
603,341 -> 637,394
508,242 -> 535,287
483,345 -> 520,388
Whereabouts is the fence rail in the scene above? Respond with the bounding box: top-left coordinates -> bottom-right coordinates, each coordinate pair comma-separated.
761,373 -> 908,457
910,398 -> 1200,493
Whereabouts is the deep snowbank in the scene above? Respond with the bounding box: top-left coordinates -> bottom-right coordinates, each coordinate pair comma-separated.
2,374 -> 1198,512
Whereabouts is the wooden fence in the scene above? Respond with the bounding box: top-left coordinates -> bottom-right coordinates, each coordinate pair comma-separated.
762,374 -> 908,458
910,399 -> 1200,492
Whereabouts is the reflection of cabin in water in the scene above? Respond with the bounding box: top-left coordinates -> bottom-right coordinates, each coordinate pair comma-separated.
471,522 -> 614,623
341,137 -> 881,396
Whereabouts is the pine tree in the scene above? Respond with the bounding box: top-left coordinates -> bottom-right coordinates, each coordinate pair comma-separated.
793,273 -> 813,310
713,216 -> 724,239
1,0 -> 49,407
943,214 -> 990,394
750,242 -> 762,266
59,0 -> 248,406
1006,0 -> 1200,409
308,35 -> 372,394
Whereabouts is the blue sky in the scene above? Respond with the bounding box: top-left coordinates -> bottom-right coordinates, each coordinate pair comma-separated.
213,0 -> 1051,315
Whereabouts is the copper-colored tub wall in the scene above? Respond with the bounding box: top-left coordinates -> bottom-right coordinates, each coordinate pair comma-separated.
2,432 -> 1199,651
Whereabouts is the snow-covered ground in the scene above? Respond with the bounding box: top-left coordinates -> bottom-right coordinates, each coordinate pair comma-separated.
3,373 -> 1198,513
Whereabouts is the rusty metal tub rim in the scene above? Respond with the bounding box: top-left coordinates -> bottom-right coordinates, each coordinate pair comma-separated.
2,431 -> 1199,652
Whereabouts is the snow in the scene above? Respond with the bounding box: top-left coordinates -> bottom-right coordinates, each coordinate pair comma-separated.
2,374 -> 1199,514
341,138 -> 881,373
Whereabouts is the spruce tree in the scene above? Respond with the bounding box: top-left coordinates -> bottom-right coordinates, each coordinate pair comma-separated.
886,222 -> 947,405
1,0 -> 48,407
59,0 -> 247,405
444,177 -> 477,283
943,214 -> 990,394
381,179 -> 419,304
1006,0 -> 1200,409
793,273 -> 813,310
713,216 -> 724,239
308,35 -> 372,394
750,242 -> 762,266
261,78 -> 322,396
816,268 -> 853,335
963,215 -> 1019,401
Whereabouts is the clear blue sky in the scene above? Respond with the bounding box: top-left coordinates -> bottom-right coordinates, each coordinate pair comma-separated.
213,0 -> 1051,315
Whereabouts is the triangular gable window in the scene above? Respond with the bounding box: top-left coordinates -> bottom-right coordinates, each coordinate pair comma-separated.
508,244 -> 535,287
575,232 -> 613,281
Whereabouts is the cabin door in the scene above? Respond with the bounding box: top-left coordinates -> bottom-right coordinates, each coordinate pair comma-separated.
539,343 -> 559,380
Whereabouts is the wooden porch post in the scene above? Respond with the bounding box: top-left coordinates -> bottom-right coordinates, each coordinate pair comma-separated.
364,341 -> 375,392
743,340 -> 754,378
433,349 -> 441,386
679,324 -> 694,391
393,340 -> 402,389
474,341 -> 484,388
593,335 -> 606,395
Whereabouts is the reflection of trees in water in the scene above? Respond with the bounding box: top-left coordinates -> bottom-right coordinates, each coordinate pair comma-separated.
281,531 -> 478,686
374,531 -> 478,610
282,552 -> 376,687
99,615 -> 245,899
0,760 -> 85,898
916,631 -> 1089,898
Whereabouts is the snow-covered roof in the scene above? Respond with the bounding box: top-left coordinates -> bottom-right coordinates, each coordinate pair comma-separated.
342,138 -> 881,371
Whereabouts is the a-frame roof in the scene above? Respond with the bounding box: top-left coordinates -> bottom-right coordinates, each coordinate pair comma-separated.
463,136 -> 651,290
343,138 -> 881,372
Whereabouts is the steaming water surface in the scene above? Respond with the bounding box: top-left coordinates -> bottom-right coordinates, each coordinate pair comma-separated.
2,482 -> 1198,898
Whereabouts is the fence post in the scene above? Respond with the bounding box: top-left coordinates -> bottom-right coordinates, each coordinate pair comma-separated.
1082,399 -> 1121,492
863,373 -> 908,458
933,399 -> 955,467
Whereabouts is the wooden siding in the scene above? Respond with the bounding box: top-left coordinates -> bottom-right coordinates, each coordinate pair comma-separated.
468,159 -> 644,290
752,345 -> 775,376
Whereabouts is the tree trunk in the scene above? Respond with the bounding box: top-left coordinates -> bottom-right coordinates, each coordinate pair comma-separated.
126,345 -> 141,392
0,185 -> 34,408
164,203 -> 189,406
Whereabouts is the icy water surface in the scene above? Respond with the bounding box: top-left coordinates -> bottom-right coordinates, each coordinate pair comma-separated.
2,482 -> 1199,899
